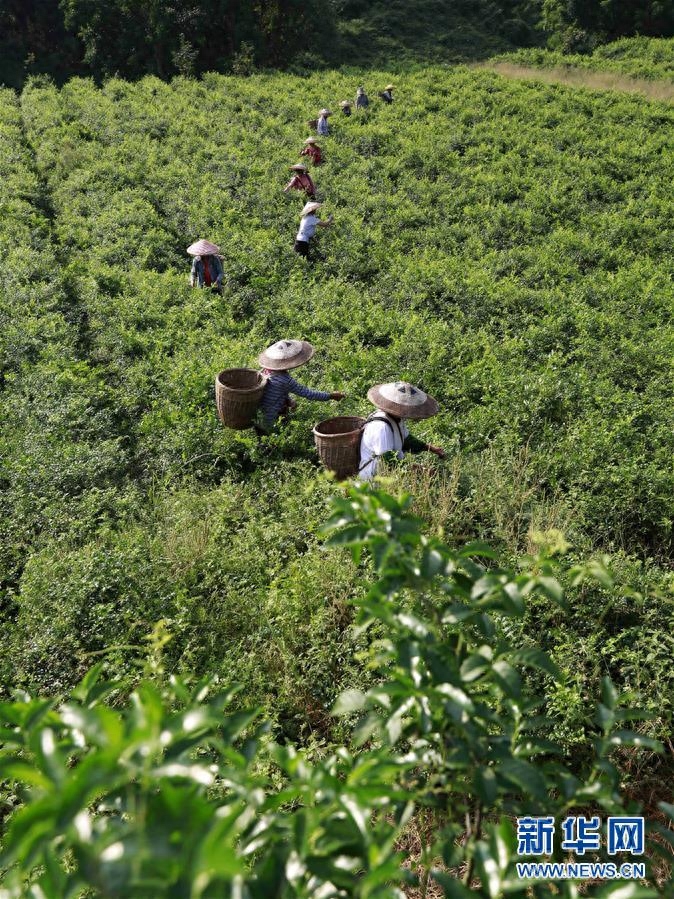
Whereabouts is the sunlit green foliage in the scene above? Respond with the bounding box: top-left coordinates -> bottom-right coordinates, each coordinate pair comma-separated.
0,487 -> 665,897
500,37 -> 674,81
0,62 -> 673,763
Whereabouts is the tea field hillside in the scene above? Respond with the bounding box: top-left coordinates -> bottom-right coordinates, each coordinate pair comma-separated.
1,64 -> 673,759
499,37 -> 674,83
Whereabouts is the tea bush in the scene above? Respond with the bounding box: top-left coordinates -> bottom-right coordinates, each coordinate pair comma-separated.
497,37 -> 674,82
0,486 -> 667,897
0,60 -> 673,766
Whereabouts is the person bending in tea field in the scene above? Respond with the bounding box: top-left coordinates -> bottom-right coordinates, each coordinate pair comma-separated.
294,201 -> 333,260
339,100 -> 352,116
379,84 -> 394,104
187,239 -> 224,293
283,164 -> 316,199
301,137 -> 323,165
359,381 -> 445,481
256,339 -> 344,434
317,108 -> 332,136
355,86 -> 369,110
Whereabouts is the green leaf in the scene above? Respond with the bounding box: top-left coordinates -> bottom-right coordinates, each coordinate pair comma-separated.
496,758 -> 548,801
332,689 -> 368,716
509,647 -> 562,682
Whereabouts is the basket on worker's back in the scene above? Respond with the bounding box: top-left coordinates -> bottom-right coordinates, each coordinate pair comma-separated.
313,416 -> 366,479
215,369 -> 267,430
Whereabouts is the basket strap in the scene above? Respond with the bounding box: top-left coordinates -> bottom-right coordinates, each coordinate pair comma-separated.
357,415 -> 399,473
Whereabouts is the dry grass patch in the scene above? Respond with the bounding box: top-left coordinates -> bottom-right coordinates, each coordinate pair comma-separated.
479,61 -> 674,103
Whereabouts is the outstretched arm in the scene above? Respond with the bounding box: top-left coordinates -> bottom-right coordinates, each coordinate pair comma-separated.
403,435 -> 445,457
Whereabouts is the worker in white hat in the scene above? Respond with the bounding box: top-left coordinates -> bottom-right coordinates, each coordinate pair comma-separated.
294,201 -> 333,259
300,136 -> 323,166
256,339 -> 344,434
380,84 -> 394,104
283,163 -> 316,198
187,239 -> 223,293
317,108 -> 332,136
359,381 -> 445,480
355,86 -> 369,110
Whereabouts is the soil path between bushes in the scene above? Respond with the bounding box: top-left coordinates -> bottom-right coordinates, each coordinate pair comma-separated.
476,61 -> 674,104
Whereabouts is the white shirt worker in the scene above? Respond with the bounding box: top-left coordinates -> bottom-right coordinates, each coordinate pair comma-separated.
359,413 -> 410,481
296,213 -> 319,243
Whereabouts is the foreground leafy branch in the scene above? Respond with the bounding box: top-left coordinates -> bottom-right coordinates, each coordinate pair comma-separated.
0,486 -> 665,897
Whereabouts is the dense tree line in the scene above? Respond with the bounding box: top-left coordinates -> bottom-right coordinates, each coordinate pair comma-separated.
1,0 -> 674,92
0,0 -> 337,86
540,0 -> 674,52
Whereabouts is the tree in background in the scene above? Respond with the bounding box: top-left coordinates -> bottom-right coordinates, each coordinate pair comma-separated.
540,0 -> 674,52
0,0 -> 336,85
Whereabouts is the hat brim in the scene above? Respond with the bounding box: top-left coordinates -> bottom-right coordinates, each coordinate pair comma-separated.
187,239 -> 221,256
367,384 -> 439,420
258,340 -> 315,371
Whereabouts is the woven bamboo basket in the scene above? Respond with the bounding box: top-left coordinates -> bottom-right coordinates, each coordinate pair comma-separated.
215,369 -> 267,430
313,416 -> 366,479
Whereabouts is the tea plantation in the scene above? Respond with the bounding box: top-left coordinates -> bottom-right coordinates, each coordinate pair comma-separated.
0,61 -> 673,889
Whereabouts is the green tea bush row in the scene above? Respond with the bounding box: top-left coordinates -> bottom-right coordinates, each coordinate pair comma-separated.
1,487 -> 668,897
1,65 -> 672,757
496,37 -> 674,82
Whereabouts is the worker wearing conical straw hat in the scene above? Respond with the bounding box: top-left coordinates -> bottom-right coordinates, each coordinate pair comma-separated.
339,99 -> 352,117
317,108 -> 332,136
256,339 -> 344,434
355,86 -> 369,110
359,381 -> 445,481
294,201 -> 333,260
187,239 -> 223,293
380,84 -> 394,104
283,163 -> 316,199
300,136 -> 323,166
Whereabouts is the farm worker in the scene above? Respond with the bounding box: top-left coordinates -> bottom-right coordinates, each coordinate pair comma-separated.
339,100 -> 352,117
294,201 -> 333,259
380,84 -> 394,104
355,86 -> 369,110
317,108 -> 332,136
359,381 -> 445,481
283,164 -> 316,198
187,239 -> 223,293
300,137 -> 322,165
256,339 -> 344,433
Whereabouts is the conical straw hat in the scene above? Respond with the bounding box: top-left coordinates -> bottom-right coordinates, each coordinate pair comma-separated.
319,108 -> 332,116
187,239 -> 220,256
385,84 -> 394,91
304,137 -> 318,144
367,381 -> 439,420
301,201 -> 321,216
258,339 -> 315,371
290,163 -> 309,172
339,100 -> 351,107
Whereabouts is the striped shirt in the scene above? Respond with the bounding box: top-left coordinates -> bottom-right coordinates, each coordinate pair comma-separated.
259,370 -> 331,426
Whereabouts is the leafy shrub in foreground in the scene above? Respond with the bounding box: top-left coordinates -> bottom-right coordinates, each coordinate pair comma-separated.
0,487 -> 665,897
